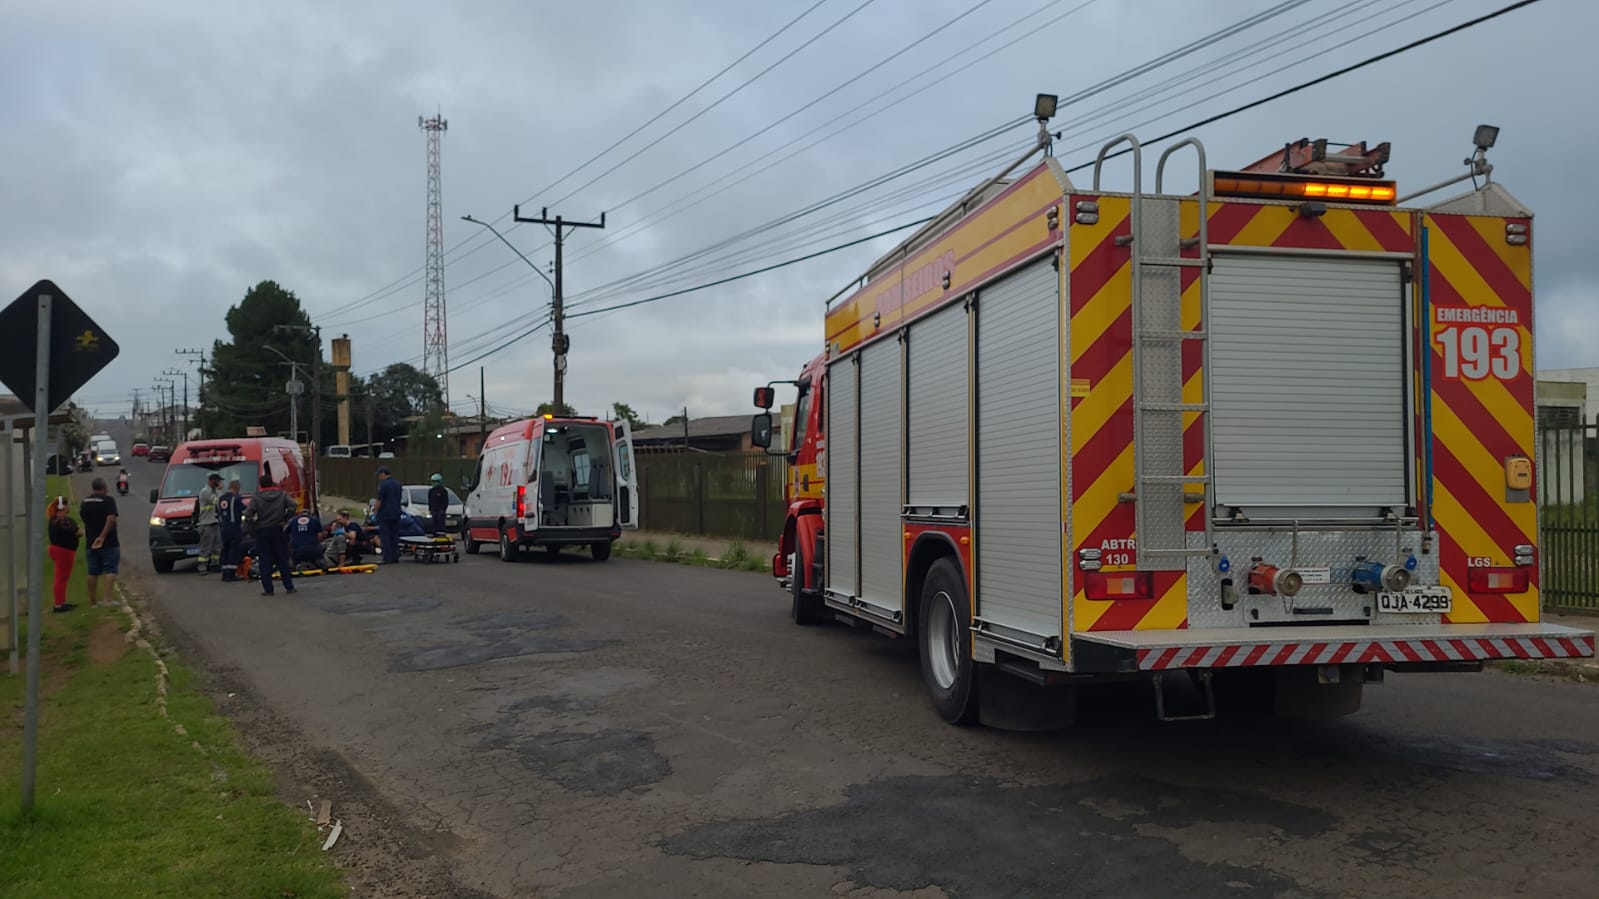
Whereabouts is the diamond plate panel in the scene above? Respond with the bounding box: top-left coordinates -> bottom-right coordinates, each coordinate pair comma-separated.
1135,197 -> 1192,570
1185,527 -> 1442,628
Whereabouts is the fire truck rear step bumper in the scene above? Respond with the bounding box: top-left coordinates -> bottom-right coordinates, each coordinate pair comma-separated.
1072,623 -> 1595,673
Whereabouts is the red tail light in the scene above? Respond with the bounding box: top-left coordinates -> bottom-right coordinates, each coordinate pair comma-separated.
1083,571 -> 1155,600
1467,567 -> 1529,594
515,485 -> 526,519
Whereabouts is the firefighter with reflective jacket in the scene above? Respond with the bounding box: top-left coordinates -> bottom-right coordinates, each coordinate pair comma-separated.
217,477 -> 246,583
427,473 -> 449,535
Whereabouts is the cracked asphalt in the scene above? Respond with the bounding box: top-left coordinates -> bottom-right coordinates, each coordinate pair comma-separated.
112,499 -> 1599,898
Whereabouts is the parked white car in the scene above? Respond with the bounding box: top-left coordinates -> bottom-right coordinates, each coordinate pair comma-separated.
400,484 -> 464,530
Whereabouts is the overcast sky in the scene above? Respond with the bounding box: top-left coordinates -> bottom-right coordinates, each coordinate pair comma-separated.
3,0 -> 1595,424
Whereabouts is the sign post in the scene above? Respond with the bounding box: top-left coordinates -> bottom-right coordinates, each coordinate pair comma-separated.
0,279 -> 118,816
19,293 -> 50,812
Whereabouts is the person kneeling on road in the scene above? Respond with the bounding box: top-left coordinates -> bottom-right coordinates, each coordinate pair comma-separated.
288,509 -> 324,570
320,523 -> 348,571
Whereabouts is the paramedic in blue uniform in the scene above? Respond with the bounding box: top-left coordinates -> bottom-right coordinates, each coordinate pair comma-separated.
217,477 -> 246,582
374,466 -> 403,564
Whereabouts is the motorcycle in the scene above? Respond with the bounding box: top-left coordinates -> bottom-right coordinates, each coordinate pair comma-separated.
116,476 -> 130,496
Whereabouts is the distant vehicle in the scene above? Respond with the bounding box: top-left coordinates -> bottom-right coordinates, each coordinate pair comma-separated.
326,444 -> 352,459
148,437 -> 310,573
400,484 -> 464,531
463,415 -> 638,561
378,451 -> 395,459
148,445 -> 172,462
131,443 -> 150,457
46,454 -> 73,476
93,442 -> 120,466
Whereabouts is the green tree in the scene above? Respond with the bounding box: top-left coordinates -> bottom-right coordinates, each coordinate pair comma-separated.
535,400 -> 577,417
610,402 -> 645,429
365,363 -> 444,443
59,402 -> 91,455
205,281 -> 321,439
406,404 -> 449,456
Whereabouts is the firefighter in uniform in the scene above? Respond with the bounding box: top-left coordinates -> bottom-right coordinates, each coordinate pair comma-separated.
427,473 -> 450,535
217,478 -> 246,583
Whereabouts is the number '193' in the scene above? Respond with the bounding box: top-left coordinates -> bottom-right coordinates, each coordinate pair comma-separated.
1435,326 -> 1520,380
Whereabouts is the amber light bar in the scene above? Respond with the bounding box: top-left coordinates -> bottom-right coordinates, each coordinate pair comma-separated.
1212,172 -> 1397,205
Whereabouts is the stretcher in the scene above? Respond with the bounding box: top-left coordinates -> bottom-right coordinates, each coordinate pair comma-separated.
399,534 -> 461,563
269,563 -> 378,579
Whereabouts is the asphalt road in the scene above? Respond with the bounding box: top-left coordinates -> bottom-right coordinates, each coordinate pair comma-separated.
96,473 -> 1599,898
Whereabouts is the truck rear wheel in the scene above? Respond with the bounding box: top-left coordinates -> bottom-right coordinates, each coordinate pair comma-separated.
918,557 -> 979,725
791,549 -> 826,625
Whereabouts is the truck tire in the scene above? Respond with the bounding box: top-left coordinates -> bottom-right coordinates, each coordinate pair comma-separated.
498,526 -> 519,563
152,557 -> 175,574
461,523 -> 480,555
590,541 -> 612,561
791,550 -> 826,626
918,557 -> 980,725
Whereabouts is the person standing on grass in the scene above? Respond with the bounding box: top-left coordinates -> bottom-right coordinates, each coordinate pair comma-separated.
195,471 -> 223,575
374,466 -> 403,564
247,471 -> 297,596
217,477 -> 245,583
79,477 -> 120,608
46,496 -> 80,613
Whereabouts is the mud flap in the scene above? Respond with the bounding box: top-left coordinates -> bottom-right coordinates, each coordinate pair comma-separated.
978,670 -> 1078,732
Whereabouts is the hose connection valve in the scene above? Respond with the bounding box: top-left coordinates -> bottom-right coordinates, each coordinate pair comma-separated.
1351,556 -> 1411,594
1247,558 -> 1304,597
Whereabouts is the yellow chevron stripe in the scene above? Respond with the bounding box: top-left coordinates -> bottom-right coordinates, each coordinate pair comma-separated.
1071,353 -> 1131,457
1070,197 -> 1130,268
1319,209 -> 1384,252
1141,577 -> 1190,630
1222,204 -> 1296,247
1431,479 -> 1539,622
1069,264 -> 1131,362
1431,400 -> 1536,541
1070,443 -> 1135,632
1465,215 -> 1531,289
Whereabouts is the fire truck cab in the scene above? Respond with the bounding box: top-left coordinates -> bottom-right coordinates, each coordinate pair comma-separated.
754,111 -> 1593,726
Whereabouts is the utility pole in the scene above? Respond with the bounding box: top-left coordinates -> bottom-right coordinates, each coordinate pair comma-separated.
420,112 -> 450,402
366,393 -> 375,456
163,367 -> 189,439
478,366 -> 486,447
512,205 -> 605,411
274,324 -> 322,450
177,347 -> 206,436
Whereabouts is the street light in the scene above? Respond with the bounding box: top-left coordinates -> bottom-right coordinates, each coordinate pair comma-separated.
461,215 -> 555,293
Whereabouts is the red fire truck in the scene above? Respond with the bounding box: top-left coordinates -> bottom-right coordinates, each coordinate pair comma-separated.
752,105 -> 1593,726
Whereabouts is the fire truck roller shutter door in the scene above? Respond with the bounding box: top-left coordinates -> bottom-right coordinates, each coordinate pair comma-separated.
827,358 -> 859,597
975,256 -> 1064,641
858,337 -> 903,617
907,302 -> 969,508
1209,255 -> 1408,518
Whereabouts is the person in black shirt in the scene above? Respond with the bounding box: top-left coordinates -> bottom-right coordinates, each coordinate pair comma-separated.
80,478 -> 120,608
217,478 -> 246,583
427,473 -> 449,535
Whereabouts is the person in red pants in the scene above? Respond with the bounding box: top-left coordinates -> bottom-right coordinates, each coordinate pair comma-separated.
46,496 -> 80,613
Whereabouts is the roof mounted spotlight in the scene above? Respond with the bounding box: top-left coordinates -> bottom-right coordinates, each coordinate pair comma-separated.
1473,124 -> 1500,151
1034,93 -> 1060,156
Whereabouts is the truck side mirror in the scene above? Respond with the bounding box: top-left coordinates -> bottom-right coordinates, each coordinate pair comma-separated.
148,488 -> 158,503
753,386 -> 775,409
750,413 -> 774,449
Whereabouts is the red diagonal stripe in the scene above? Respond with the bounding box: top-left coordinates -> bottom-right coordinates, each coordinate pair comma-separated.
1395,641 -> 1424,662
1437,525 -> 1527,624
1214,645 -> 1241,667
1426,268 -> 1532,417
1431,441 -> 1535,551
1420,640 -> 1448,661
1269,645 -> 1299,666
1149,647 -> 1179,669
1532,637 -> 1556,657
1071,395 -> 1133,504
1356,209 -> 1415,253
1360,643 -> 1392,663
1270,216 -> 1343,251
1328,642 -> 1356,664
1427,214 -> 1531,312
1068,208 -> 1131,316
1206,202 -> 1261,245
1071,305 -> 1132,382
1181,647 -> 1210,668
1429,359 -> 1531,462
1241,644 -> 1271,667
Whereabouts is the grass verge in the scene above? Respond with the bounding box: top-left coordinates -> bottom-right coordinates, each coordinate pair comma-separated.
0,477 -> 347,899
1490,659 -> 1598,683
613,536 -> 770,572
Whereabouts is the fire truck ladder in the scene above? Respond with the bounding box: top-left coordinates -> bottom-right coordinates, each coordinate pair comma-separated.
1093,135 -> 1214,571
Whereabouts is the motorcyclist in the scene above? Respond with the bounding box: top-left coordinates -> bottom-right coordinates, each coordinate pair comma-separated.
116,468 -> 130,495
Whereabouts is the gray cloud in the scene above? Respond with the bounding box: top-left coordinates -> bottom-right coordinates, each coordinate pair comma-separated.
4,0 -> 1595,421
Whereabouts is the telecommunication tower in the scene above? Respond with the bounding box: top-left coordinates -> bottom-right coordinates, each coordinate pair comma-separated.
419,112 -> 449,401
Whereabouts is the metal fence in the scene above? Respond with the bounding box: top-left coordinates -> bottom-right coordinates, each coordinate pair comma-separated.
1539,419 -> 1599,611
316,450 -> 789,540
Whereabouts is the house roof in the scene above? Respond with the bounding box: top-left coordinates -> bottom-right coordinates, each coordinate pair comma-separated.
633,415 -> 751,443
0,394 -> 77,428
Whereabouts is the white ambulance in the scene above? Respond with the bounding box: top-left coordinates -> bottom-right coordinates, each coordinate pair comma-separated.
461,415 -> 639,561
